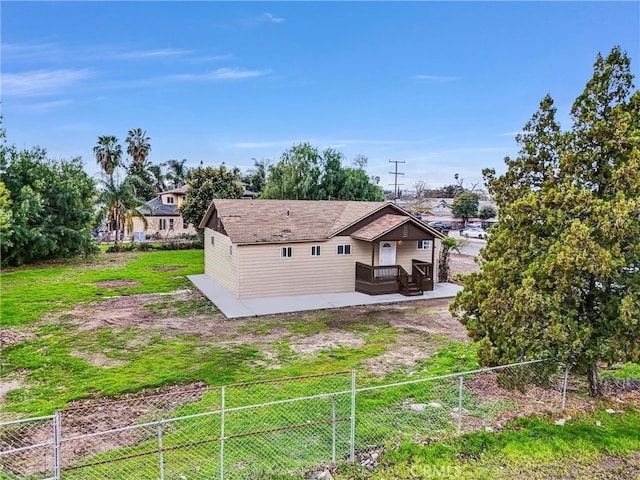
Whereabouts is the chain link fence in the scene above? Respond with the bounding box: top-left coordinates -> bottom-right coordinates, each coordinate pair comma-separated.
1,360 -> 569,479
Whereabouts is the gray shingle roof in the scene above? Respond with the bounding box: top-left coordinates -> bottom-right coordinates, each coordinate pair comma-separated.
137,196 -> 180,216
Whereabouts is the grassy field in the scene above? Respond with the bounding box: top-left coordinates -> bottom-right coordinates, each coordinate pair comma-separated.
0,250 -> 478,417
1,250 -> 639,479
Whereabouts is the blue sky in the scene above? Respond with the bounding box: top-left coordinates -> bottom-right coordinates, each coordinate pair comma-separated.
3,1 -> 639,191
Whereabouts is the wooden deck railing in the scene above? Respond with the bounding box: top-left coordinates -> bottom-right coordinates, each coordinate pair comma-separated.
412,259 -> 434,291
355,262 -> 414,295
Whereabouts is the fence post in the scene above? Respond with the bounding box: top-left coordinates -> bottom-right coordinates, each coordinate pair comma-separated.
53,410 -> 61,480
331,395 -> 337,463
157,424 -> 164,480
456,375 -> 463,435
349,370 -> 356,462
220,386 -> 225,480
561,364 -> 570,412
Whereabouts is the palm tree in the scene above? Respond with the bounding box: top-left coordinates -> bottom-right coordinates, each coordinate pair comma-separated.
166,159 -> 190,188
148,162 -> 167,194
125,128 -> 151,164
98,173 -> 147,245
93,136 -> 122,175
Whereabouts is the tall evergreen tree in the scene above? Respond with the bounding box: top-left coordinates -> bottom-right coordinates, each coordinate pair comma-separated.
450,47 -> 640,396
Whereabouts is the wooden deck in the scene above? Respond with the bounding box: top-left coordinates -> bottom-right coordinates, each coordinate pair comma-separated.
355,260 -> 434,296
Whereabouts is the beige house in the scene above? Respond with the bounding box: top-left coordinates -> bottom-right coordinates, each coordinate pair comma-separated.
199,199 -> 445,299
132,186 -> 197,240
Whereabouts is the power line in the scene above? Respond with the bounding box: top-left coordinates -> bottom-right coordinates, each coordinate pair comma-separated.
388,160 -> 405,204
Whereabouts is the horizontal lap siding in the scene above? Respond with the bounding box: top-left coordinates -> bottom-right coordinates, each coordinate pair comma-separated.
396,240 -> 433,270
204,228 -> 238,295
237,238 -> 371,299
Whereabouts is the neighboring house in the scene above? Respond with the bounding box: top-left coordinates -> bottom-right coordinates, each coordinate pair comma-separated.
132,186 -> 197,240
199,199 -> 445,299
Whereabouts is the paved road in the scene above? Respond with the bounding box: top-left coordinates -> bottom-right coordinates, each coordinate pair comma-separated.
448,230 -> 486,257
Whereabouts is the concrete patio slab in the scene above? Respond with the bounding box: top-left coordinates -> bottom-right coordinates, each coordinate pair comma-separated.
188,274 -> 463,319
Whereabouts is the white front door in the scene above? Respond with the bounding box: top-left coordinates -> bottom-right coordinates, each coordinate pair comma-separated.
379,241 -> 397,266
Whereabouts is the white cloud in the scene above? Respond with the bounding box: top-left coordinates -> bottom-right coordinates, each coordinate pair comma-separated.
114,48 -> 193,59
262,13 -> 285,23
412,74 -> 463,82
3,69 -> 94,97
498,131 -> 523,136
169,67 -> 270,81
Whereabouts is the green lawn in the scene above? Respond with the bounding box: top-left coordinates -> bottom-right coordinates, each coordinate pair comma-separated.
335,407 -> 640,479
1,251 -> 639,480
1,250 -> 204,327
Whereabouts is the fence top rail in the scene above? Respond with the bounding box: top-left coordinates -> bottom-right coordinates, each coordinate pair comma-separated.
0,415 -> 55,427
60,370 -> 352,412
355,358 -> 549,393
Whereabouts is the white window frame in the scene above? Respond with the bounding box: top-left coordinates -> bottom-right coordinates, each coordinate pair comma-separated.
169,219 -> 174,230
166,196 -> 174,204
281,246 -> 293,258
337,244 -> 352,255
159,218 -> 167,230
311,245 -> 321,256
417,240 -> 431,250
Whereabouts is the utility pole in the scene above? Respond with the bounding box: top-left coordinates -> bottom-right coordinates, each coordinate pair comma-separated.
388,160 -> 405,204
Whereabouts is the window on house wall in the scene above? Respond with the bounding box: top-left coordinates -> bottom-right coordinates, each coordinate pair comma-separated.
211,236 -> 215,246
229,245 -> 233,256
281,246 -> 293,258
166,197 -> 174,204
159,219 -> 167,230
183,220 -> 188,229
337,244 -> 352,255
311,245 -> 321,256
169,219 -> 174,230
417,240 -> 431,250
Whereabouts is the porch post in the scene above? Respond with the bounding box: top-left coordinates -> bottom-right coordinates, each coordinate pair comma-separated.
371,241 -> 375,266
431,236 -> 435,278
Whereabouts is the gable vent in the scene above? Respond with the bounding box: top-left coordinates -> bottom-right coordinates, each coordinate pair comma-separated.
402,225 -> 409,238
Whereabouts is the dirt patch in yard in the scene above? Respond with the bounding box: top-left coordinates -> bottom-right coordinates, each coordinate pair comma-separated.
94,280 -> 142,289
364,332 -> 441,376
0,329 -> 35,347
69,350 -> 129,368
289,331 -> 365,354
151,265 -> 187,271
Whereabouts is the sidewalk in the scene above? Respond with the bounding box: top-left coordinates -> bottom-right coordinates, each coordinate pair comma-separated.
188,274 -> 463,319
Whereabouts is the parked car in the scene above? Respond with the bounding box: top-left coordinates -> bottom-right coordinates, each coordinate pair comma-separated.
461,227 -> 489,239
427,221 -> 451,234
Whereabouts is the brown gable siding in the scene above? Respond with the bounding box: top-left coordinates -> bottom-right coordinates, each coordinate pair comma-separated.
373,222 -> 436,242
336,204 -> 403,236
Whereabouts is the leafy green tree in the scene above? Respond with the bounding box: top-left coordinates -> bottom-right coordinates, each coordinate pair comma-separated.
126,159 -> 156,201
148,163 -> 167,194
179,164 -> 244,230
451,192 -> 479,225
450,47 -> 640,396
125,128 -> 151,164
262,143 -> 323,199
0,182 -> 12,233
1,145 -> 97,266
262,143 -> 384,201
241,158 -> 270,196
93,136 -> 122,175
478,205 -> 497,220
166,159 -> 190,189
